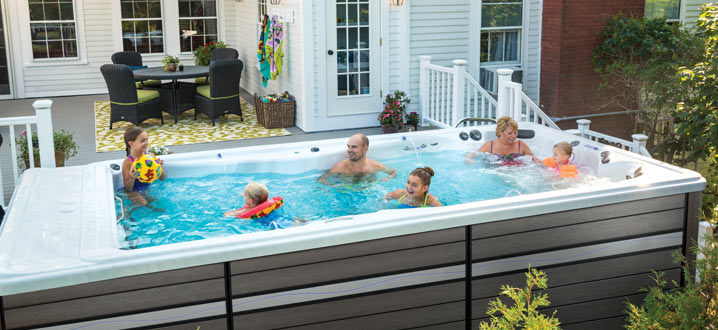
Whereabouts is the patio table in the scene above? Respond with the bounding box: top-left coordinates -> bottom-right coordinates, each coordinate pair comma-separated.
133,66 -> 209,123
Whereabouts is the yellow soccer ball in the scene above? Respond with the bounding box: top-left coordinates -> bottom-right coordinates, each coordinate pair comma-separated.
133,154 -> 162,183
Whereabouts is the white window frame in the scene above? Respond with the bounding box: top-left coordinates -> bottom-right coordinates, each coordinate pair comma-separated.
479,0 -> 523,66
17,0 -> 88,67
645,0 -> 681,22
120,0 -> 166,55
178,0 -> 219,53
110,0 -> 223,61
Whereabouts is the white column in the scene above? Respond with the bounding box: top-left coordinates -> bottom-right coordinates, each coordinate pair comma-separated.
576,119 -> 591,138
419,55 -> 432,127
496,68 -> 513,119
33,100 -> 55,168
451,60 -> 467,127
631,134 -> 649,156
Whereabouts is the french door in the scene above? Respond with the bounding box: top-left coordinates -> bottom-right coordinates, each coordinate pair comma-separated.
0,0 -> 12,99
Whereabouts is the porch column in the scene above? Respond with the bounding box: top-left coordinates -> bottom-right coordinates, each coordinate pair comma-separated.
33,100 -> 55,168
496,68 -> 513,119
451,60 -> 467,127
419,55 -> 432,127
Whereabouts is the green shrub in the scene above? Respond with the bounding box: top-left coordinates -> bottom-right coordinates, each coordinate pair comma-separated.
479,267 -> 561,330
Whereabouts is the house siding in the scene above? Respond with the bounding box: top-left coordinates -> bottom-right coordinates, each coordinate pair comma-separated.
233,0 -> 306,130
682,0 -> 711,29
408,0 -> 471,113
523,0 -> 542,101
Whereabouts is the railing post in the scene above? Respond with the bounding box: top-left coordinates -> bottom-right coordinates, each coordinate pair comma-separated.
631,134 -> 648,155
33,100 -> 55,168
451,60 -> 466,127
576,119 -> 591,138
419,55 -> 432,127
496,68 -> 513,119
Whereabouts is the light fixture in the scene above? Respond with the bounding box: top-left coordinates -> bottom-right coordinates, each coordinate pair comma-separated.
390,0 -> 404,6
269,0 -> 281,5
235,0 -> 242,2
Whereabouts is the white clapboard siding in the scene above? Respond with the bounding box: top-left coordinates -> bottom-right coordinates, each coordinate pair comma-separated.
522,0 -> 542,102
312,0 -> 322,122
388,7 -> 402,89
682,0 -> 712,29
233,0 -> 306,130
408,0 -> 471,114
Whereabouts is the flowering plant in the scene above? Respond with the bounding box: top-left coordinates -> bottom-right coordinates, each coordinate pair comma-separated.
17,129 -> 78,169
148,145 -> 173,156
378,91 -> 411,128
161,55 -> 180,71
193,41 -> 227,66
405,111 -> 420,126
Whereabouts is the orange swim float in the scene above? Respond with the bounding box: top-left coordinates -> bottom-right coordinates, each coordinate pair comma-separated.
237,196 -> 284,219
543,158 -> 578,178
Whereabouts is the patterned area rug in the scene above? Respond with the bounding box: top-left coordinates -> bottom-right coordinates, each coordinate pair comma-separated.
94,98 -> 291,152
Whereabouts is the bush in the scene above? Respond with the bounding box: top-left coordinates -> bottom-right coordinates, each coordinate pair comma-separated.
479,267 -> 561,330
193,41 -> 227,66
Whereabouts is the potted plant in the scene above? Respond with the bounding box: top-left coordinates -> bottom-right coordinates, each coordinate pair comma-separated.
17,129 -> 79,169
162,55 -> 180,72
378,91 -> 411,133
193,41 -> 228,66
406,111 -> 420,131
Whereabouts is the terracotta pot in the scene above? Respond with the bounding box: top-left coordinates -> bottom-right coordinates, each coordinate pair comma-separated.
23,151 -> 65,169
165,63 -> 177,72
382,125 -> 400,134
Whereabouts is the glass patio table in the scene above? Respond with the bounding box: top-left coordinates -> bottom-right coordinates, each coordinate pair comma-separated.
133,66 -> 209,123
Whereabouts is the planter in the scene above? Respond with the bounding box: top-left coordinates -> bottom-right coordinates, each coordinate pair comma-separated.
23,151 -> 65,169
382,125 -> 401,134
164,63 -> 177,72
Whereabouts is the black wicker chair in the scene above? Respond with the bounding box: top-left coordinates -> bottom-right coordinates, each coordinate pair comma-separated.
195,48 -> 240,85
110,51 -> 161,89
194,59 -> 243,126
100,64 -> 164,129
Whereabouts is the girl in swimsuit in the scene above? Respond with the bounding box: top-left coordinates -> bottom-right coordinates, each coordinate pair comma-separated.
121,126 -> 166,206
385,167 -> 442,208
467,116 -> 534,164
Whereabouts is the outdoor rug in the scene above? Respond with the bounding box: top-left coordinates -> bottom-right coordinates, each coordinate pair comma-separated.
94,98 -> 291,152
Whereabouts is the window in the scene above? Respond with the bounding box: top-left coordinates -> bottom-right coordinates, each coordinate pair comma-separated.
121,0 -> 164,54
480,0 -> 522,63
645,0 -> 680,21
28,0 -> 78,59
178,0 -> 218,52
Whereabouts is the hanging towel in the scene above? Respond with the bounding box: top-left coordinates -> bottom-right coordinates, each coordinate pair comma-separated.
268,15 -> 285,81
257,14 -> 272,88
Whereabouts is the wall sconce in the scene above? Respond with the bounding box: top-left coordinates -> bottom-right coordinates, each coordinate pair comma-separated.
390,0 -> 405,6
269,0 -> 281,5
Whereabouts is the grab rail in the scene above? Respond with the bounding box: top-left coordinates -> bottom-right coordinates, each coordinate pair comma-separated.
454,117 -> 497,128
115,196 -> 125,222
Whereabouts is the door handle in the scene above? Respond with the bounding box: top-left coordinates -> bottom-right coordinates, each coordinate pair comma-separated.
327,50 -> 334,55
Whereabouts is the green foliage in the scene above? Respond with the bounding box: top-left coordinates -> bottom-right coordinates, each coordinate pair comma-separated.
161,55 -> 180,65
378,91 -> 410,128
672,4 -> 718,224
193,41 -> 227,66
405,111 -> 420,126
16,129 -> 78,168
592,15 -> 701,161
479,267 -> 561,330
624,233 -> 718,329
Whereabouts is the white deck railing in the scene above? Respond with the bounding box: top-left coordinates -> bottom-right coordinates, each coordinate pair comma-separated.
0,100 -> 56,206
418,56 -> 651,157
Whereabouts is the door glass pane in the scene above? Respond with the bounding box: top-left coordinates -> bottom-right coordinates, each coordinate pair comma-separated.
335,0 -> 370,97
0,3 -> 10,95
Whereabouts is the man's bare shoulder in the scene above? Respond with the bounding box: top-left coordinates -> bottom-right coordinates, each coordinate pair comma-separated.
367,158 -> 386,170
327,159 -> 350,173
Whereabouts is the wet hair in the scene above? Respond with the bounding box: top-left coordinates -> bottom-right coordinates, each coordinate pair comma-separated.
410,166 -> 435,186
124,126 -> 145,156
244,182 -> 269,204
554,141 -> 573,156
495,116 -> 519,137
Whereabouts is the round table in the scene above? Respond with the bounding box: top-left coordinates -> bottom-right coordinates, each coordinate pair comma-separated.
133,66 -> 209,123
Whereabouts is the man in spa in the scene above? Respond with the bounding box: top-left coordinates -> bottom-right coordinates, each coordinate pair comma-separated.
318,134 -> 396,185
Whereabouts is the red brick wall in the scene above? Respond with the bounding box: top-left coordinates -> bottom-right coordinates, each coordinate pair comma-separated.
540,0 -> 644,139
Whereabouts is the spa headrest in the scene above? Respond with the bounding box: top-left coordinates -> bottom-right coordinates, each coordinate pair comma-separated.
518,129 -> 535,139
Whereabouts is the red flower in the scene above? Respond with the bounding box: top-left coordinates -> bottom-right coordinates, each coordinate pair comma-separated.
203,49 -> 207,53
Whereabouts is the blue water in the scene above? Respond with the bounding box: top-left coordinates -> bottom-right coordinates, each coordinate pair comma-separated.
116,150 -> 610,249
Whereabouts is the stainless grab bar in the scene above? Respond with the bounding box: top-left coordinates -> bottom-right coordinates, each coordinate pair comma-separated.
454,117 -> 497,128
115,196 -> 125,222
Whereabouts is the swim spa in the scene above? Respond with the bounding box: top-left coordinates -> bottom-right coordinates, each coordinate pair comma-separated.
0,123 -> 705,329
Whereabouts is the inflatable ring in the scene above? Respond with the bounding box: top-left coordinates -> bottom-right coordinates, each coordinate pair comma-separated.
238,196 -> 283,219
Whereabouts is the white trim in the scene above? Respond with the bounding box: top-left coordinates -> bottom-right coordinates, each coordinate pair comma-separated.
317,0 -> 328,124
0,0 -> 14,99
6,0 -> 26,97
218,0 -> 226,44
469,0 -> 480,78
299,0 -> 315,131
17,0 -> 89,66
521,0 -> 529,91
111,0 -> 123,52
381,0 -> 389,100
535,0 -> 542,105
400,0 -> 410,92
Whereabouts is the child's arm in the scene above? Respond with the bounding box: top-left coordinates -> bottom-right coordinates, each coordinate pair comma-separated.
224,206 -> 249,218
156,157 -> 167,181
385,189 -> 405,200
377,166 -> 396,181
122,158 -> 136,192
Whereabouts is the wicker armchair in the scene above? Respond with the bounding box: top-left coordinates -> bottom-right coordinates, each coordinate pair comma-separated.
194,59 -> 243,126
110,51 -> 161,89
100,64 -> 164,129
195,48 -> 240,85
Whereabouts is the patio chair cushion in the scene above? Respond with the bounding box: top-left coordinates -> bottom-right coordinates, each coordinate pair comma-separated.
195,77 -> 208,85
128,65 -> 148,70
137,89 -> 160,103
196,85 -> 211,99
135,81 -> 142,89
142,80 -> 162,86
